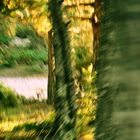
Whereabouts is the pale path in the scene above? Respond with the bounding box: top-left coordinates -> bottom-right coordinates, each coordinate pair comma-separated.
0,77 -> 48,99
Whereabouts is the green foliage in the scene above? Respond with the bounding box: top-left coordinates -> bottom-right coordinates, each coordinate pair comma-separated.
0,84 -> 20,108
0,14 -> 15,45
16,23 -> 46,49
29,65 -> 46,74
0,34 -> 11,45
0,23 -> 48,69
76,64 -> 97,138
0,84 -> 30,108
0,14 -> 15,33
16,24 -> 36,38
75,47 -> 92,69
0,48 -> 48,67
12,120 -> 53,134
0,101 -> 54,140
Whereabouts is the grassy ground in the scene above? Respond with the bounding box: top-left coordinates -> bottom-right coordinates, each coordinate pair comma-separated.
0,46 -> 48,77
0,102 -> 54,140
0,65 -> 48,77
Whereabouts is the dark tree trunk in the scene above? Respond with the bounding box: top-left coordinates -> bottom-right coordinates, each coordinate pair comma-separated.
47,29 -> 55,104
49,0 -> 77,139
91,0 -> 101,73
95,0 -> 140,140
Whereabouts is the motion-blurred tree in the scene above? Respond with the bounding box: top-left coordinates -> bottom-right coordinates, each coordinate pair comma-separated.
49,0 -> 77,139
95,0 -> 140,140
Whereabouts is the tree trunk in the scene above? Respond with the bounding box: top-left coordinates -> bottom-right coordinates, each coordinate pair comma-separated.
95,0 -> 140,140
47,29 -> 55,104
91,0 -> 101,73
49,0 -> 77,139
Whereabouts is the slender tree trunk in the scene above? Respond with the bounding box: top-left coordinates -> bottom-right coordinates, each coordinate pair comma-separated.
47,29 -> 55,104
92,0 -> 101,73
49,0 -> 77,139
95,0 -> 140,140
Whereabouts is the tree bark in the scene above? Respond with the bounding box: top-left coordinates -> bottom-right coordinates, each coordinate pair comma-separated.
49,0 -> 77,139
47,29 -> 55,104
95,0 -> 140,140
91,0 -> 101,73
